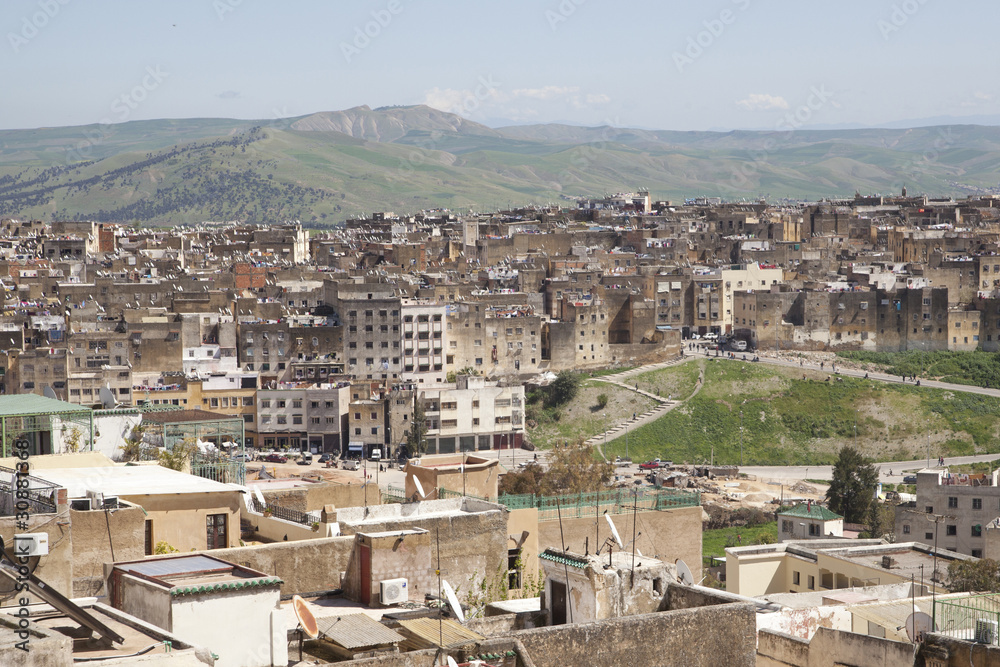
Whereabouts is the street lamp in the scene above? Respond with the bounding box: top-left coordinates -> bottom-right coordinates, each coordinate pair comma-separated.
739,409 -> 744,467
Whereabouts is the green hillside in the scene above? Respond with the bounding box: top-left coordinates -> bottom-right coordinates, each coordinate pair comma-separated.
2,105 -> 1000,224
602,360 -> 1000,466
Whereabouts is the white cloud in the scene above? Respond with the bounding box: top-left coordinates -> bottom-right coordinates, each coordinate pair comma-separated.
736,94 -> 789,112
585,93 -> 611,105
421,87 -> 470,115
512,85 -> 579,100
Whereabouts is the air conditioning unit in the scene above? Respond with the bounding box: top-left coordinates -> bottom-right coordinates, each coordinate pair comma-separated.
380,578 -> 408,605
70,498 -> 93,511
13,533 -> 48,557
86,490 -> 120,510
976,619 -> 998,644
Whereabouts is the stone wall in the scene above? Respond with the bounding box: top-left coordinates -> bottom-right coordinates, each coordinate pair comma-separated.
757,629 -> 809,667
513,596 -> 757,667
68,503 -> 145,597
538,505 -> 703,581
185,536 -> 356,597
261,481 -> 378,513
922,633 -> 1000,666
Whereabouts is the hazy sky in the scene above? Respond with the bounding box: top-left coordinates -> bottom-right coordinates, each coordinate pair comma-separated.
2,0 -> 996,131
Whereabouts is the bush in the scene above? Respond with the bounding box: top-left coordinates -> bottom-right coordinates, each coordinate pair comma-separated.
547,371 -> 581,407
596,393 -> 609,409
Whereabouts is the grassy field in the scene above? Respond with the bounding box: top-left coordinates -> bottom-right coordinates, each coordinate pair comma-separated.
631,361 -> 702,401
526,379 -> 657,449
703,522 -> 778,559
601,360 -> 1000,466
837,350 -> 1000,388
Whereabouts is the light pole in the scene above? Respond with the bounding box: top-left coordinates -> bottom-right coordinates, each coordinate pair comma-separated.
603,412 -> 607,454
739,409 -> 744,467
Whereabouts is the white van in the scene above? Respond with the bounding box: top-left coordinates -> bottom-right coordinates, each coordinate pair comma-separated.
370,448 -> 382,461
342,459 -> 360,471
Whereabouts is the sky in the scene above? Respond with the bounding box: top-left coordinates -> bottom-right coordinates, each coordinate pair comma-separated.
1,0 -> 997,132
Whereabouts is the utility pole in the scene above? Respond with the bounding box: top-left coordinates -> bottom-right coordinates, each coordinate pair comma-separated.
739,409 -> 744,467
905,509 -> 955,630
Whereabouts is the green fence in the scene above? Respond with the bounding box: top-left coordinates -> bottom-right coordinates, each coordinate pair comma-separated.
439,487 -> 700,520
383,484 -> 407,504
935,594 -> 1000,643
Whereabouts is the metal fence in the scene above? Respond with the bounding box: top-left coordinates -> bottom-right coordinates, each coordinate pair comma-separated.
249,497 -> 321,526
0,465 -> 59,516
935,595 -> 1000,644
191,457 -> 246,486
436,487 -> 700,520
383,484 -> 407,504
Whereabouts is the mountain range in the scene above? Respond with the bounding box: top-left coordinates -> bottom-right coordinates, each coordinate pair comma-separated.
1,105 -> 999,225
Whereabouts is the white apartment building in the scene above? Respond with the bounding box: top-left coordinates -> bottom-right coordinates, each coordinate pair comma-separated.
415,375 -> 525,455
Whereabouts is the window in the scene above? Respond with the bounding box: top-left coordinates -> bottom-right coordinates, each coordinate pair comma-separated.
261,400 -> 271,409
948,497 -> 958,508
902,524 -> 910,534
144,520 -> 153,556
972,524 -> 983,538
807,575 -> 815,590
293,415 -> 303,425
782,520 -> 792,533
926,532 -> 933,540
946,525 -> 957,536
973,498 -> 983,510
792,571 -> 800,585
277,415 -> 287,425
973,549 -> 983,558
206,514 -> 227,550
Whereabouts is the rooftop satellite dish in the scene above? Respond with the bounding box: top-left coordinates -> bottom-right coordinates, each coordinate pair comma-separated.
42,386 -> 57,399
253,486 -> 267,509
441,580 -> 465,624
905,611 -> 934,642
98,386 -> 116,409
413,476 -> 428,501
604,512 -> 623,549
676,559 -> 694,586
292,595 -> 319,639
447,657 -> 459,667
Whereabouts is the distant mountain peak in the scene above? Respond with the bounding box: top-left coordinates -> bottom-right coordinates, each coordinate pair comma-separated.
288,105 -> 500,142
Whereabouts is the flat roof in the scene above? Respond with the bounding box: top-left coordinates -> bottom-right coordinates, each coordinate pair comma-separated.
36,465 -> 242,497
142,408 -> 242,424
0,394 -> 92,417
114,554 -> 280,595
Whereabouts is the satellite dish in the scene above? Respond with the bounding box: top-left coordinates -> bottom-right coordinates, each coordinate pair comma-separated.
604,512 -> 623,548
42,386 -> 57,399
98,386 -> 116,409
292,595 -> 319,639
905,611 -> 934,642
253,487 -> 267,509
676,559 -> 694,586
413,476 -> 427,501
447,658 -> 459,667
441,580 -> 465,623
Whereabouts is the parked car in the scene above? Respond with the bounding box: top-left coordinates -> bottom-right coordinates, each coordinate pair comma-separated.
317,453 -> 332,464
263,453 -> 288,464
297,451 -> 313,465
230,452 -> 251,463
639,459 -> 662,470
902,474 -> 917,484
342,459 -> 360,471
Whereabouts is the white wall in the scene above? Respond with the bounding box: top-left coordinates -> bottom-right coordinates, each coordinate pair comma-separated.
171,588 -> 280,667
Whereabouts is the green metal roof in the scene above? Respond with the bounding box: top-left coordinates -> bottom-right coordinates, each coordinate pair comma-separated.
539,550 -> 589,569
778,503 -> 843,521
0,394 -> 93,417
169,577 -> 282,596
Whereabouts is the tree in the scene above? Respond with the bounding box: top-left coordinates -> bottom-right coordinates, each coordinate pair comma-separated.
539,441 -> 613,495
546,371 -> 580,407
948,559 -> 1000,593
406,395 -> 428,456
499,464 -> 544,495
825,446 -> 879,524
120,422 -> 148,462
865,501 -> 896,542
158,437 -> 197,472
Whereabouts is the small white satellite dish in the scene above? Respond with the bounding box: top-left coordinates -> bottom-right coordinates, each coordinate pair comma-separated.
905,611 -> 934,642
676,558 -> 694,586
441,579 -> 465,624
604,512 -> 623,548
98,386 -> 116,409
413,476 -> 427,501
253,486 -> 267,509
447,657 -> 459,667
42,386 -> 57,399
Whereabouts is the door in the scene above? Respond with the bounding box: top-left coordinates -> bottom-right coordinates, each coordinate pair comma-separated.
359,545 -> 372,605
550,580 -> 567,625
206,513 -> 228,550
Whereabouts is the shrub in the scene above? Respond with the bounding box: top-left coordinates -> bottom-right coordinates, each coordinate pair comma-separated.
596,393 -> 609,409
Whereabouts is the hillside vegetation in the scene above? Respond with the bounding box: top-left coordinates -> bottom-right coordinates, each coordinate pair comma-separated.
3,105 -> 1000,224
602,360 -> 1000,466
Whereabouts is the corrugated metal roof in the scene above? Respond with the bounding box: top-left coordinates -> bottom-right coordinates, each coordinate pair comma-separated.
317,614 -> 404,649
396,618 -> 483,648
0,394 -> 92,417
778,503 -> 843,521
